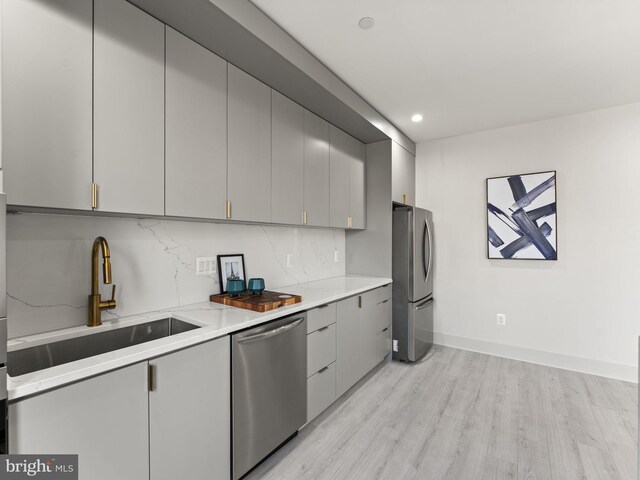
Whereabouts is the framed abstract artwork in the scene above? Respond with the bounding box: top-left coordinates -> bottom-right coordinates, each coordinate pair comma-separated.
486,171 -> 557,260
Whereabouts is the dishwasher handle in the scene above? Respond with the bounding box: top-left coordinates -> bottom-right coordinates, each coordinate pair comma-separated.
236,318 -> 304,344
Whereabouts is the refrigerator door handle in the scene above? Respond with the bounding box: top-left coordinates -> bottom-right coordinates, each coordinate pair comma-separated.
421,221 -> 428,280
423,219 -> 433,283
415,298 -> 434,311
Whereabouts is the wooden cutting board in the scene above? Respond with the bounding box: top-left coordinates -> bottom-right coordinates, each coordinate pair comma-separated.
209,290 -> 302,312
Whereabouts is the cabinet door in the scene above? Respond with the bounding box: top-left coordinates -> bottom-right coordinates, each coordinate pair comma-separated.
392,142 -> 415,205
149,337 -> 230,480
165,27 -> 227,219
349,142 -> 366,229
303,111 -> 330,227
336,295 -> 362,397
228,64 -> 272,222
307,362 -> 336,423
2,0 -> 92,209
9,363 -> 149,480
94,0 -> 165,215
329,126 -> 351,228
271,91 -> 304,225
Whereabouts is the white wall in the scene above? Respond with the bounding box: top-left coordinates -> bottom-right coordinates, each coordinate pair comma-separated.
416,102 -> 640,382
7,214 -> 345,338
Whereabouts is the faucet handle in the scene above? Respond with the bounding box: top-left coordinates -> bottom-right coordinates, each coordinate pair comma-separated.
108,284 -> 117,308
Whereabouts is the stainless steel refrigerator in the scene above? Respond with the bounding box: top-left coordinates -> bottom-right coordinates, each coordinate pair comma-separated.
392,206 -> 434,362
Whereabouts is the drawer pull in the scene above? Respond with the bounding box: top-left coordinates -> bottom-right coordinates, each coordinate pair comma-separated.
318,366 -> 330,374
317,304 -> 330,309
379,298 -> 390,305
381,327 -> 389,333
318,326 -> 330,332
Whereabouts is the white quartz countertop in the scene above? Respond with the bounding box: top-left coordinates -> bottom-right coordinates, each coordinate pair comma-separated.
7,275 -> 392,401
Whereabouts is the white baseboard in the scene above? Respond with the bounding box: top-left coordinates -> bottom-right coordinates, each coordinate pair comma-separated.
433,332 -> 638,383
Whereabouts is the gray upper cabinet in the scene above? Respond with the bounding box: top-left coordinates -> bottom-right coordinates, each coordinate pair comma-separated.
165,27 -> 227,219
303,111 -> 330,227
228,64 -> 272,223
350,142 -> 366,229
330,126 -> 366,229
2,0 -> 92,210
94,0 -> 165,215
329,126 -> 351,228
271,91 -> 304,225
392,141 -> 416,205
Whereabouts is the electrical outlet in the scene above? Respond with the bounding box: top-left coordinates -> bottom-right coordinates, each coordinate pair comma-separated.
496,313 -> 507,326
334,250 -> 340,263
286,253 -> 294,268
196,257 -> 216,276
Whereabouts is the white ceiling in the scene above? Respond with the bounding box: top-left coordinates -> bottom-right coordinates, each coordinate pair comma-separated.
250,0 -> 640,143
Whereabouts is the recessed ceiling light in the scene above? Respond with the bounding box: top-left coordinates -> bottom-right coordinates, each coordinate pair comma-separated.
411,114 -> 424,122
359,17 -> 375,30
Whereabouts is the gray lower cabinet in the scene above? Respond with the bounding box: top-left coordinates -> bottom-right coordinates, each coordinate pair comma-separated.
165,27 -> 228,219
228,64 -> 272,223
306,304 -> 337,422
303,111 -> 330,227
8,337 -> 230,480
392,141 -> 416,206
336,286 -> 392,398
150,337 -> 230,480
2,0 -> 93,210
9,363 -> 150,480
271,91 -> 304,225
336,294 -> 362,397
307,362 -> 336,422
94,0 -> 165,215
329,125 -> 366,229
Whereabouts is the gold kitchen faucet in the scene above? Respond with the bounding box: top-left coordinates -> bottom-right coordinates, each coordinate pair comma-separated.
88,236 -> 117,327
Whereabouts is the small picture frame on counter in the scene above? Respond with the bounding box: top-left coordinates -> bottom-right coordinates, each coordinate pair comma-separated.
217,254 -> 246,293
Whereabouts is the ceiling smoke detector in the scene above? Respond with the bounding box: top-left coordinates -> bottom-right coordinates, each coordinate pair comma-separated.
358,17 -> 375,30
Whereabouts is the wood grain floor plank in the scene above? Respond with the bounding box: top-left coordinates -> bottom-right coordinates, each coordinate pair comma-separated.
578,442 -> 623,480
517,362 -> 553,480
483,455 -> 518,480
591,406 -> 637,480
246,347 -> 637,480
538,365 -> 587,480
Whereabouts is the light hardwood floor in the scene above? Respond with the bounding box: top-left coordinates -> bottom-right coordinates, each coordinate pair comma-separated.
246,345 -> 637,480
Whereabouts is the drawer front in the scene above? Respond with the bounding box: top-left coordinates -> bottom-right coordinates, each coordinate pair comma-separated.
361,284 -> 392,309
307,362 -> 336,423
307,303 -> 337,334
376,326 -> 392,361
307,323 -> 336,377
373,297 -> 392,332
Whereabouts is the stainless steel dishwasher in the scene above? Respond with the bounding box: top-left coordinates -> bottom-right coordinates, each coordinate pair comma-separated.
232,312 -> 307,480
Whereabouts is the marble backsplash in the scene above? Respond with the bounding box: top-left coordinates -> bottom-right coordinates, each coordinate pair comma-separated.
7,213 -> 345,338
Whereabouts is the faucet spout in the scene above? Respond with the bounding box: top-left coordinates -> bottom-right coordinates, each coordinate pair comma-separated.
88,236 -> 117,327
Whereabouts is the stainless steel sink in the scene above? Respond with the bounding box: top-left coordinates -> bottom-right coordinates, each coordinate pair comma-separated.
7,317 -> 200,377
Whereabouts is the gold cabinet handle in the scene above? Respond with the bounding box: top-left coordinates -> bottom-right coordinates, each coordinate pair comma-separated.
91,182 -> 98,209
402,193 -> 407,204
226,201 -> 231,219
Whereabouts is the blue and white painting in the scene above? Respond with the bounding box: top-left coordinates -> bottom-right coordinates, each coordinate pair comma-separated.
487,171 -> 557,260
